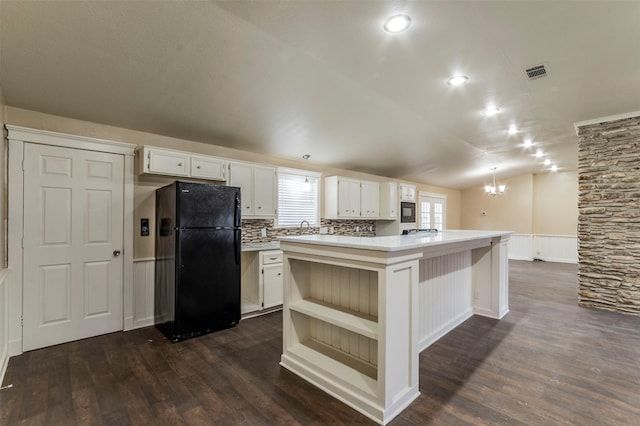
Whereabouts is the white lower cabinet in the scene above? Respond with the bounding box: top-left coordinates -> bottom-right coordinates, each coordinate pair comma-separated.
241,249 -> 283,316
262,251 -> 284,309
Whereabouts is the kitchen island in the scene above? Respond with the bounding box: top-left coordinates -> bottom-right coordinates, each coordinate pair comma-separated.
278,230 -> 511,425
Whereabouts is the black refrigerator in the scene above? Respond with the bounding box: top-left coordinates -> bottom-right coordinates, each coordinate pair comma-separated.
155,181 -> 241,342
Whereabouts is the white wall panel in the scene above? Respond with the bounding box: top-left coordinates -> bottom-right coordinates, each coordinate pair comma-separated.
418,251 -> 473,351
133,259 -> 155,328
508,234 -> 577,264
533,235 -> 578,264
508,234 -> 533,261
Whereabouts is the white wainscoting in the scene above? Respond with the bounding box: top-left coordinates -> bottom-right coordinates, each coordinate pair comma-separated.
0,269 -> 10,386
133,258 -> 155,329
508,234 -> 577,264
418,251 -> 474,352
508,234 -> 533,261
533,235 -> 578,264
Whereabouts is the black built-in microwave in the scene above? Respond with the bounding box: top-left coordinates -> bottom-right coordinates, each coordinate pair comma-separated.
400,202 -> 416,223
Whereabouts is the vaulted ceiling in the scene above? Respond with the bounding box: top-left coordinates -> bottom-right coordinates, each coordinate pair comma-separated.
1,1 -> 639,189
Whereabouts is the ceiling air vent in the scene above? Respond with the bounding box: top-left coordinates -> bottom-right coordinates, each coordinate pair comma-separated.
522,63 -> 550,81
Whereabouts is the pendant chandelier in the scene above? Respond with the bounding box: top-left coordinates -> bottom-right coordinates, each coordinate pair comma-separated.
485,167 -> 505,196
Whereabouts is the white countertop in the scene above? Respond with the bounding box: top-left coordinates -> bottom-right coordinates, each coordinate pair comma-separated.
278,229 -> 512,252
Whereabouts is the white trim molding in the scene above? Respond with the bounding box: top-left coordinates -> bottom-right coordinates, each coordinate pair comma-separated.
509,234 -> 577,264
6,126 -> 136,356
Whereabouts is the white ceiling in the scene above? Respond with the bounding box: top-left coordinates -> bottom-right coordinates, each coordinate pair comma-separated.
1,1 -> 639,189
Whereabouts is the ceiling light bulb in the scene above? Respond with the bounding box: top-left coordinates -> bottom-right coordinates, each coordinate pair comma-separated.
544,159 -> 551,165
447,75 -> 468,86
508,126 -> 518,135
384,14 -> 411,32
535,150 -> 543,158
551,165 -> 558,172
523,139 -> 533,147
482,107 -> 501,116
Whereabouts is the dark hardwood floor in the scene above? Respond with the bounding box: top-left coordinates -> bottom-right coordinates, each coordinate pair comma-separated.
2,260 -> 639,425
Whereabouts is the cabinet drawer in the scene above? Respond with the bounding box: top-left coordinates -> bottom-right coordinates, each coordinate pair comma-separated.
261,251 -> 283,264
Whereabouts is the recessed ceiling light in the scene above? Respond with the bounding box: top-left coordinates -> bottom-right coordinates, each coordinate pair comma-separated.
544,159 -> 551,165
508,126 -> 518,135
523,139 -> 533,148
551,165 -> 558,172
535,149 -> 544,158
447,75 -> 468,86
384,14 -> 411,33
482,106 -> 501,116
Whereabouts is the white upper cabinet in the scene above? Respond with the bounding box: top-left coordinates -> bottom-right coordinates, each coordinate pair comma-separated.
146,147 -> 189,176
379,182 -> 398,220
137,146 -> 226,181
190,154 -> 226,180
360,181 -> 380,218
229,161 -> 277,218
325,176 -> 379,219
400,183 -> 416,202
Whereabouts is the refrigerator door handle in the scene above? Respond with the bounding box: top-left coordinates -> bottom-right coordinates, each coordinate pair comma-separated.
234,192 -> 241,228
234,229 -> 241,265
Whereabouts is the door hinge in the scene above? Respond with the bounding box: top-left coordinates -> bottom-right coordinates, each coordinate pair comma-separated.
20,316 -> 23,327
21,238 -> 24,249
261,268 -> 264,274
21,160 -> 24,171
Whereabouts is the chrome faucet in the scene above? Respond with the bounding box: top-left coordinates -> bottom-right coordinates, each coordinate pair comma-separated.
300,220 -> 310,233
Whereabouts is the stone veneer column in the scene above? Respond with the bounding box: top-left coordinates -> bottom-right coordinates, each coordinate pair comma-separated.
576,114 -> 640,315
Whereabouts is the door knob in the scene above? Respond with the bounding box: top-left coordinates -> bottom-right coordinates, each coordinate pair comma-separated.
113,250 -> 121,257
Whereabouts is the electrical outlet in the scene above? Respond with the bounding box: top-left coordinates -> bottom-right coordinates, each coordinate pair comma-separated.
355,226 -> 360,232
319,227 -> 328,234
329,227 -> 334,234
261,228 -> 267,237
368,226 -> 373,232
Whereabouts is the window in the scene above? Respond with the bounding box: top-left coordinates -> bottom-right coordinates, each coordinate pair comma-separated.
277,168 -> 321,227
419,192 -> 446,230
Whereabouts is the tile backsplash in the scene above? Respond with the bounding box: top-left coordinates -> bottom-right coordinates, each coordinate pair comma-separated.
242,218 -> 376,244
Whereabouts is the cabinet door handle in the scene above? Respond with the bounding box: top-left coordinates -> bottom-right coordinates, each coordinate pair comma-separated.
277,273 -> 281,276
269,257 -> 278,260
177,162 -> 182,167
196,165 -> 201,169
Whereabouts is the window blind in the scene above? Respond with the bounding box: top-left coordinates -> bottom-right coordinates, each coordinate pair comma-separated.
277,170 -> 320,227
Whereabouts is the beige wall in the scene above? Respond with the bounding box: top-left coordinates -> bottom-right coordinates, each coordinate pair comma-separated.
460,173 -> 533,234
461,171 -> 578,236
533,171 -> 578,235
5,107 -> 461,258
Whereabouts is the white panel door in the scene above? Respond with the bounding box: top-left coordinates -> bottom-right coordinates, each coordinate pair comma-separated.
253,165 -> 276,217
229,162 -> 254,214
23,143 -> 124,351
